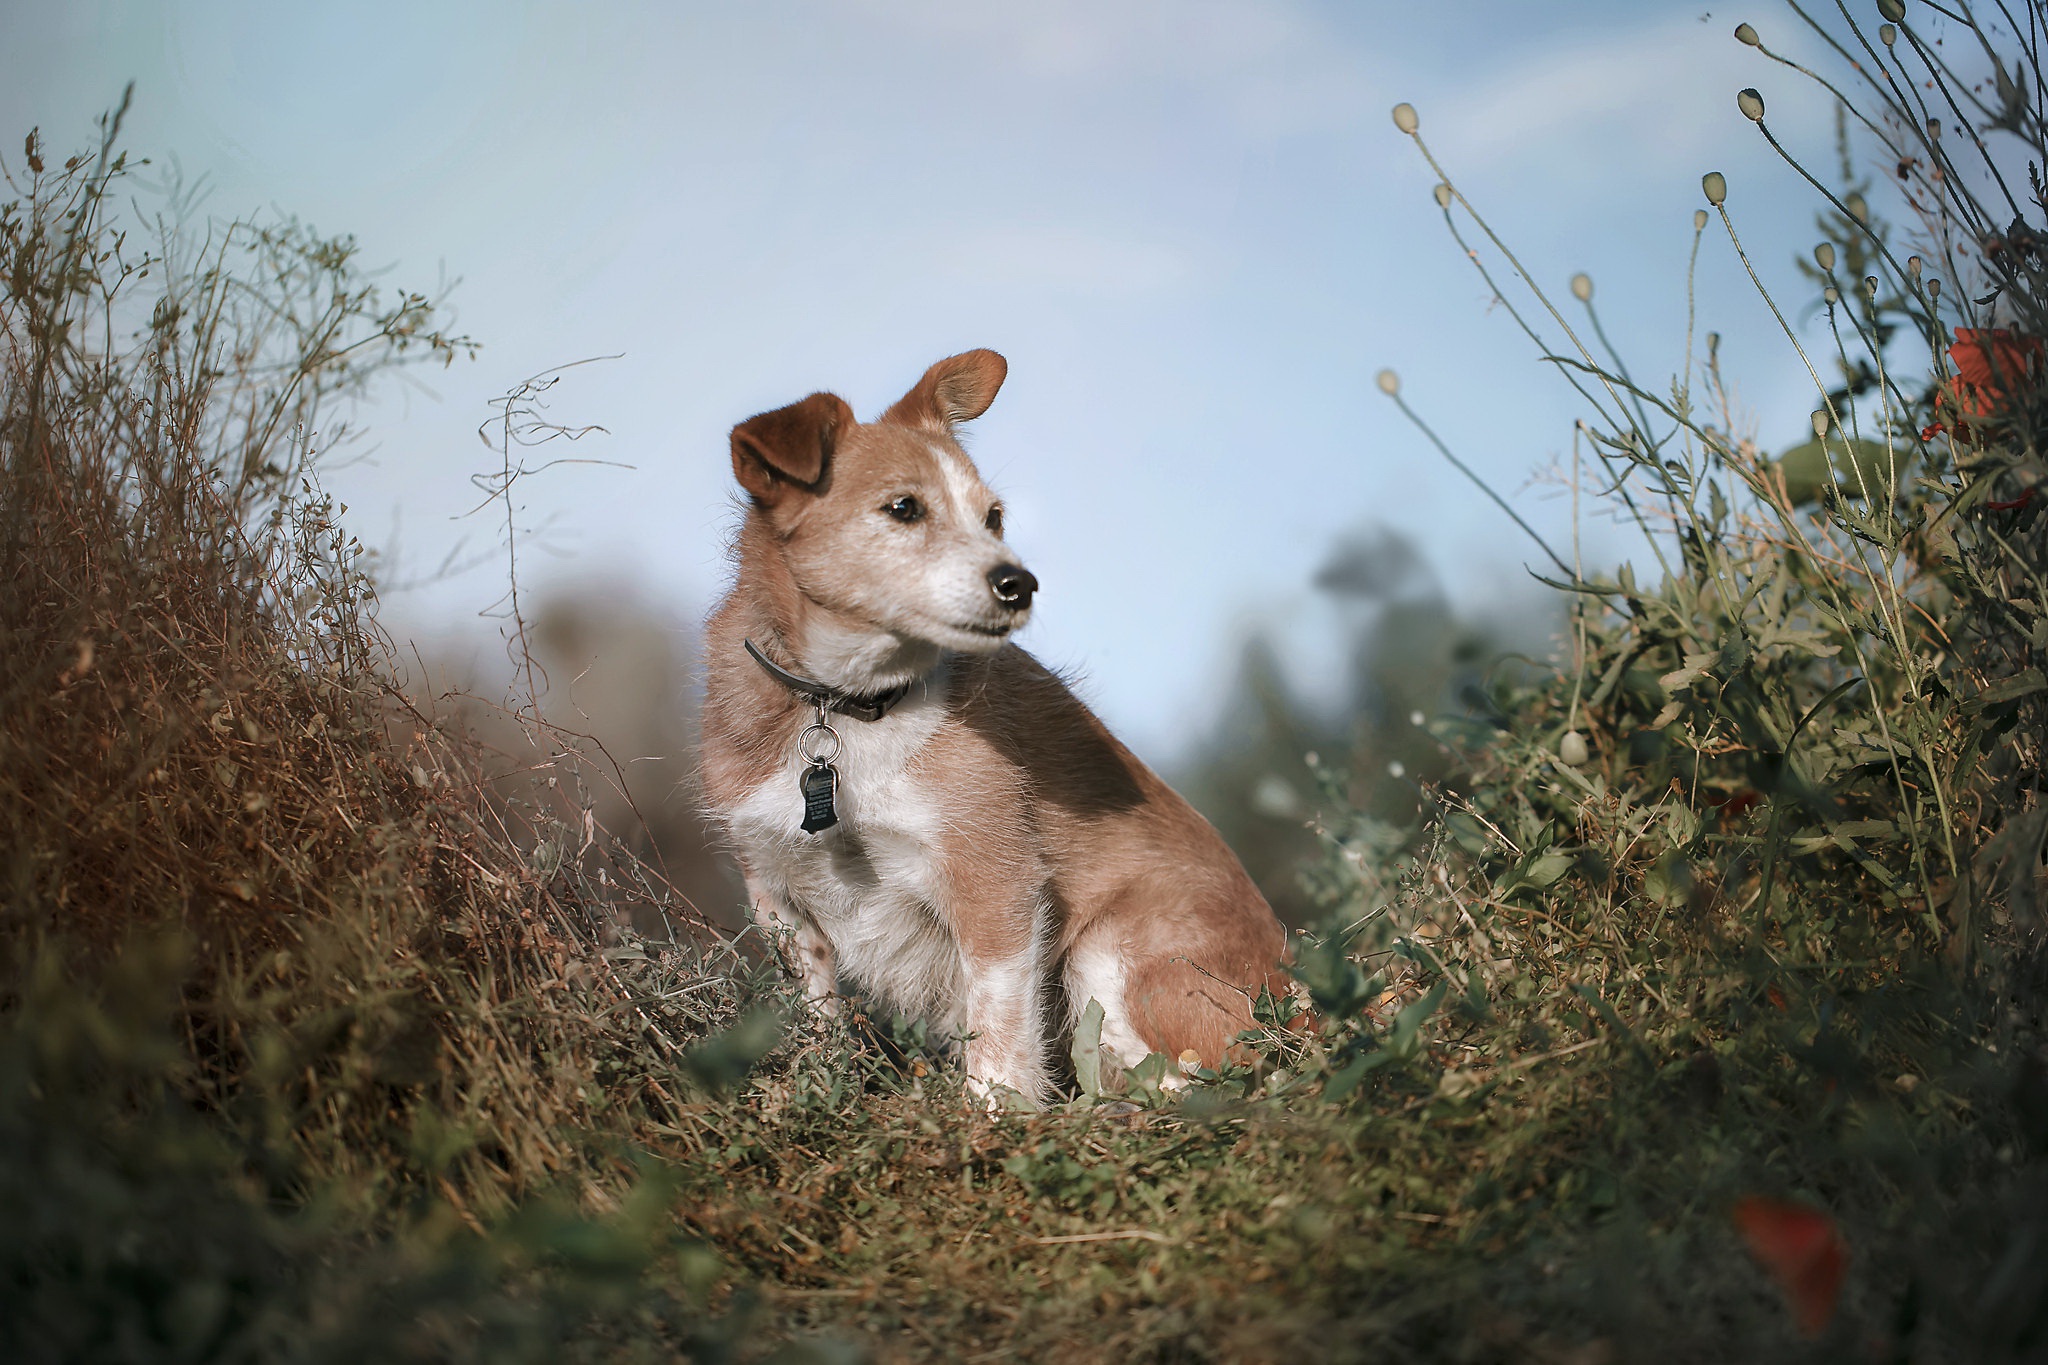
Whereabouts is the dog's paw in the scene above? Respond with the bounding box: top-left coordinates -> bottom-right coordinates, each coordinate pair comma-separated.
963,1073 -> 1038,1114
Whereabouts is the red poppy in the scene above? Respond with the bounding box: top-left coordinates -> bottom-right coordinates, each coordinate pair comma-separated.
1733,1196 -> 1848,1337
1940,328 -> 2044,441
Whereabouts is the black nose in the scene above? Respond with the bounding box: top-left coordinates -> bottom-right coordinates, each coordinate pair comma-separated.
987,563 -> 1038,611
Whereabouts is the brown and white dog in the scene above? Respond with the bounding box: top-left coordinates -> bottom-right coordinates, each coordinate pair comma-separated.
700,349 -> 1287,1104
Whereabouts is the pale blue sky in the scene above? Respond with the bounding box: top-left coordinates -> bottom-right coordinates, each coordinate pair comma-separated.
3,1 -> 1867,762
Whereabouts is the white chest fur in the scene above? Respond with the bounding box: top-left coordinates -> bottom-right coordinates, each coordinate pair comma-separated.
724,677 -> 970,1023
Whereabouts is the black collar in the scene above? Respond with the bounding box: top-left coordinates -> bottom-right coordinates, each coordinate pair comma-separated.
743,639 -> 912,723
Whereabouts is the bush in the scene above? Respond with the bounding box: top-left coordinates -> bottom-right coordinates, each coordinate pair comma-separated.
0,98 -> 779,1362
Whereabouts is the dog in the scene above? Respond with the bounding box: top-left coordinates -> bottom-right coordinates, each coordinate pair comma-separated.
700,349 -> 1288,1104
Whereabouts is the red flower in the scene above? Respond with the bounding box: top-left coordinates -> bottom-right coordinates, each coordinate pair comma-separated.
1733,1196 -> 1848,1337
1985,487 -> 2037,512
1940,328 -> 2044,441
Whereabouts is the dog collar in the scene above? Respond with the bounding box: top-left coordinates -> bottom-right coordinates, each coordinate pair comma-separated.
743,638 -> 912,723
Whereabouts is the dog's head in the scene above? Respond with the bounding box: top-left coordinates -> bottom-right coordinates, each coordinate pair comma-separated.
730,349 -> 1034,662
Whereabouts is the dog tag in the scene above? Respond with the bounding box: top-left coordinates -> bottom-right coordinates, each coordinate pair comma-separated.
799,761 -> 839,834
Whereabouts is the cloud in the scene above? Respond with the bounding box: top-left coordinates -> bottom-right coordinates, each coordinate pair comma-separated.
1425,12 -> 1828,173
844,0 -> 1380,136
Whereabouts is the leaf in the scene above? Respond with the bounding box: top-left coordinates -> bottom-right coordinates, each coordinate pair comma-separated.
1526,851 -> 1574,887
1322,1051 -> 1380,1103
1966,668 -> 2046,712
1732,1196 -> 1848,1337
1771,435 -> 1901,505
1387,980 -> 1448,1060
1658,650 -> 1719,698
1070,997 -> 1106,1102
682,1007 -> 785,1092
1643,850 -> 1695,909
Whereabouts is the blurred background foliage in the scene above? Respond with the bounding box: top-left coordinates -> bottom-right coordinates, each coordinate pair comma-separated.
9,1 -> 2048,1361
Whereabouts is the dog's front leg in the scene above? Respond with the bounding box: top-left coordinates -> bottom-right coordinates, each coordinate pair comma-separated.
954,894 -> 1051,1106
745,873 -> 839,1015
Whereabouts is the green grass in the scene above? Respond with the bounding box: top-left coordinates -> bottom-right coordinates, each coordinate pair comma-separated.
8,6 -> 2048,1361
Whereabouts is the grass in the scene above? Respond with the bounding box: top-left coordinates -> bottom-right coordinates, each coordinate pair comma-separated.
7,4 -> 2048,1360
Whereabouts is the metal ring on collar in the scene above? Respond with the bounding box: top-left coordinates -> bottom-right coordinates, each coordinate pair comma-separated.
798,720 -> 842,765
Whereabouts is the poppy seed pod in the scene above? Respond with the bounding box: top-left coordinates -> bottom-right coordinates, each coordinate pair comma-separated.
1928,117 -> 1942,140
1880,22 -> 1896,45
1878,0 -> 1905,21
1815,242 -> 1836,271
1559,731 -> 1591,767
1825,286 -> 1840,305
1694,209 -> 1709,230
1376,369 -> 1400,396
1929,278 -> 1942,300
1735,22 -> 1760,45
1571,273 -> 1593,302
1812,411 -> 1831,438
1907,254 -> 1923,277
1703,171 -> 1728,205
1434,183 -> 1453,208
1846,192 -> 1868,221
1738,88 -> 1766,121
1865,275 -> 1880,299
1392,103 -> 1418,134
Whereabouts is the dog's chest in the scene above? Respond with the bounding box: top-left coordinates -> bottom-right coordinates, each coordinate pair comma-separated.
725,689 -> 953,928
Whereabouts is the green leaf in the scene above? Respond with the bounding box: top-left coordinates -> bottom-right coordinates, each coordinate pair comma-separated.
1770,435 -> 1902,505
1524,851 -> 1575,888
1070,997 -> 1105,1102
1388,980 -> 1448,1060
1642,850 -> 1695,909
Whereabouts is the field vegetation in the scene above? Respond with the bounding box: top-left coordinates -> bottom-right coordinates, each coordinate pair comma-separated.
6,4 -> 2048,1360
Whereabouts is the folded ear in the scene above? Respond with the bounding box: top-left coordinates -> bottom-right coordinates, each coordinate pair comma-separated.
730,392 -> 854,505
881,349 -> 1008,430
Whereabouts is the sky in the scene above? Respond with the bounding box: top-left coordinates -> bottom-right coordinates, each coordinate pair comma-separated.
0,0 -> 1887,764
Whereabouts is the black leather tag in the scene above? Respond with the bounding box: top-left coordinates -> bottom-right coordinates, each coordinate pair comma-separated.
799,762 -> 838,834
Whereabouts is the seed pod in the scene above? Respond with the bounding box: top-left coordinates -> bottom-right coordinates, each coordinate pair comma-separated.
1571,273 -> 1593,302
1928,277 -> 1942,301
1907,254 -> 1923,277
1865,275 -> 1880,299
1845,192 -> 1868,221
1878,0 -> 1905,22
1559,730 -> 1591,767
1812,411 -> 1831,438
1815,242 -> 1836,271
1376,369 -> 1400,396
1703,171 -> 1728,205
1738,88 -> 1766,121
1880,22 -> 1897,45
1927,117 -> 1942,140
1825,286 -> 1840,305
1434,183 -> 1453,208
1392,103 -> 1419,134
1694,209 -> 1709,230
1734,22 -> 1760,45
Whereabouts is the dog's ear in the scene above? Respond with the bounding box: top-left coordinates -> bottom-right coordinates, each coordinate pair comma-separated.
730,392 -> 854,505
881,349 -> 1008,430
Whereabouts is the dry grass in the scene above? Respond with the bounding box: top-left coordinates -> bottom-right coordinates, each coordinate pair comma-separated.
8,6 -> 2048,1358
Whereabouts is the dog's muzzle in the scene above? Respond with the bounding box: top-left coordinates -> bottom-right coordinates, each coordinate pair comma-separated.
987,563 -> 1037,612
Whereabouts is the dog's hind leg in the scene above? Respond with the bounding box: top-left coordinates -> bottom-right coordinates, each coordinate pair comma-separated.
1062,931 -> 1156,1073
746,873 -> 840,1015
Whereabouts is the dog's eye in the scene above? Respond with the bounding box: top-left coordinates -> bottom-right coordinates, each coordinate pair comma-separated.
984,505 -> 1004,536
883,495 -> 925,524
